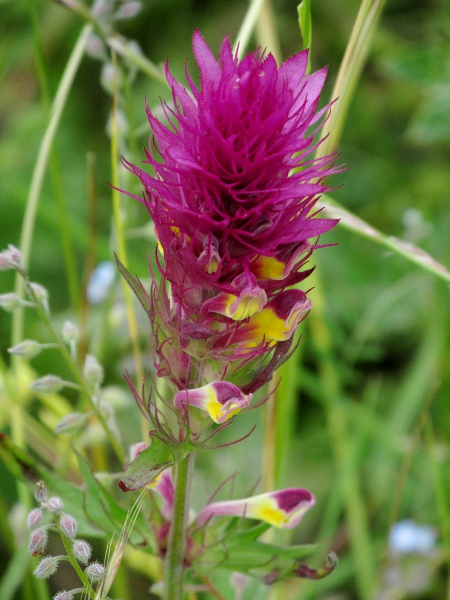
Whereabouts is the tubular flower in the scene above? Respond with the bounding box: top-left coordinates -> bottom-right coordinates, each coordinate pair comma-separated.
122,30 -> 339,416
197,488 -> 316,529
174,381 -> 252,424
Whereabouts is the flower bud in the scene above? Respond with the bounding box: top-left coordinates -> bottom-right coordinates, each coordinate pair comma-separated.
46,497 -> 64,514
27,508 -> 44,530
33,555 -> 60,579
30,375 -> 66,394
107,109 -> 129,139
59,513 -> 77,539
98,399 -> 113,417
0,293 -> 22,312
83,354 -> 104,387
114,1 -> 142,21
8,340 -> 43,359
29,282 -> 49,313
54,591 -> 74,600
91,0 -> 110,19
86,561 -> 106,582
29,528 -> 48,555
62,321 -> 79,344
34,481 -> 47,503
55,412 -> 87,434
101,63 -> 122,95
72,539 -> 92,564
0,245 -> 23,270
86,33 -> 107,60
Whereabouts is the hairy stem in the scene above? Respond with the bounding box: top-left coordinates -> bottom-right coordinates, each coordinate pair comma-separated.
163,452 -> 195,600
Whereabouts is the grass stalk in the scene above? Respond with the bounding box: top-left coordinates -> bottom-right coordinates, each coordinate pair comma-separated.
424,420 -> 450,600
255,0 -> 282,63
233,0 -> 266,58
28,0 -> 81,311
11,24 -> 91,348
307,266 -> 376,600
317,0 -> 387,160
109,53 -> 145,394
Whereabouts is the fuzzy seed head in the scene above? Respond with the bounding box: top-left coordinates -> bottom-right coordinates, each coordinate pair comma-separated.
29,282 -> 48,302
62,321 -> 80,343
59,513 -> 77,539
33,556 -> 59,579
30,375 -> 65,394
0,245 -> 23,270
8,339 -> 42,359
83,354 -> 104,387
27,508 -> 44,530
29,528 -> 48,555
86,561 -> 106,582
72,539 -> 92,565
55,412 -> 86,434
34,481 -> 47,503
54,591 -> 74,600
0,293 -> 22,312
46,497 -> 64,514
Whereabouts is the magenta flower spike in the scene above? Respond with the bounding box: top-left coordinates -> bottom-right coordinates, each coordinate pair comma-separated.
174,381 -> 252,424
197,488 -> 316,529
125,31 -> 337,279
122,29 -> 340,402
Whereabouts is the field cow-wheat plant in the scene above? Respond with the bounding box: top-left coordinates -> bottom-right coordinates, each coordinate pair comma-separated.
1,1 -> 449,599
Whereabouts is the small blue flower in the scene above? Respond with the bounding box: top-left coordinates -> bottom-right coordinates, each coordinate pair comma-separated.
389,519 -> 436,554
87,261 -> 115,304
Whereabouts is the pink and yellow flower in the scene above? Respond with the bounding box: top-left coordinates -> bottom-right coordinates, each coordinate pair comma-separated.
197,488 -> 316,529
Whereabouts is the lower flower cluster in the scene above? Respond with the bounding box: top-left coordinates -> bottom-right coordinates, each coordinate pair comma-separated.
128,442 -> 337,585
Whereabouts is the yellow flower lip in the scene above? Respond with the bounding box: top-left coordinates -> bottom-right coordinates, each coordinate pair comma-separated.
233,289 -> 312,348
174,381 -> 252,424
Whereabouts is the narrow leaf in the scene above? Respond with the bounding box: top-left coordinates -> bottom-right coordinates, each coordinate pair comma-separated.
114,253 -> 151,311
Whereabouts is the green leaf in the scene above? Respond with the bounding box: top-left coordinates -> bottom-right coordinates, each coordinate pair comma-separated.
0,433 -> 40,482
0,546 -> 32,600
119,436 -> 188,492
0,433 -> 105,537
197,520 -> 317,578
115,253 -> 151,312
298,0 -> 312,55
76,451 -> 153,544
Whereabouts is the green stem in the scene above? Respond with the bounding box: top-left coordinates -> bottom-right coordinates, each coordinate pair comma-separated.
163,453 -> 195,600
321,194 -> 450,284
424,420 -> 450,600
29,1 -> 81,312
233,0 -> 266,58
109,54 -> 145,396
22,275 -> 125,463
317,0 -> 387,160
55,519 -> 95,599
